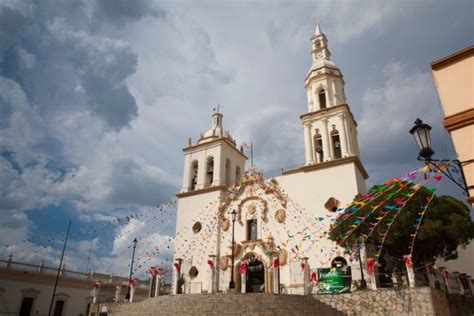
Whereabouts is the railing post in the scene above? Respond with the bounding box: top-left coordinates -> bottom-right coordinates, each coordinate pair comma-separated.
439,267 -> 450,293
208,255 -> 216,294
92,281 -> 101,303
155,275 -> 161,297
37,260 -> 45,273
240,266 -> 246,293
6,253 -> 12,268
130,286 -> 135,302
403,255 -> 415,288
303,257 -> 310,295
115,286 -> 122,302
273,255 -> 280,294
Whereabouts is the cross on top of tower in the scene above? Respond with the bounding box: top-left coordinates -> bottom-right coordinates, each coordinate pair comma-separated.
213,104 -> 224,113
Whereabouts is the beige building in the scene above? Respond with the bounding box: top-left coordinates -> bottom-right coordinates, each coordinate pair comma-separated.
431,45 -> 474,276
431,45 -> 474,205
0,257 -> 149,316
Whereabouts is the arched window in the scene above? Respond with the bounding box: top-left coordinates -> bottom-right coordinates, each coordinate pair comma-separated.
318,89 -> 327,109
331,130 -> 342,159
206,157 -> 214,187
247,219 -> 258,241
190,161 -> 198,191
19,289 -> 39,316
235,166 -> 241,182
19,297 -> 34,316
225,159 -> 231,186
53,300 -> 65,316
314,133 -> 323,163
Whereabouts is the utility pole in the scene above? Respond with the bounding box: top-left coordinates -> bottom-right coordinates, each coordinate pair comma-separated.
48,220 -> 71,316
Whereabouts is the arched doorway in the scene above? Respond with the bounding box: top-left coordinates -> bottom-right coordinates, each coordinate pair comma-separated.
245,256 -> 265,293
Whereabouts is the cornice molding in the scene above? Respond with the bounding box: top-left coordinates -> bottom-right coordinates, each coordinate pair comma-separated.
0,269 -> 147,292
176,185 -> 226,198
300,103 -> 358,127
305,67 -> 343,87
183,138 -> 248,160
443,107 -> 474,132
431,45 -> 474,70
282,155 -> 369,180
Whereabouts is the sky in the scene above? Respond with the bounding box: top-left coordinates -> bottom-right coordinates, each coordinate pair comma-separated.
0,0 -> 473,278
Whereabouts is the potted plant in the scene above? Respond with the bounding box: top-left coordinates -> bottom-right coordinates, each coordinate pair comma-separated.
177,275 -> 186,294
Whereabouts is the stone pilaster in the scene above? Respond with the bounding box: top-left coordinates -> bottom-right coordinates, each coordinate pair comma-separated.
320,118 -> 331,161
303,123 -> 314,165
337,114 -> 349,157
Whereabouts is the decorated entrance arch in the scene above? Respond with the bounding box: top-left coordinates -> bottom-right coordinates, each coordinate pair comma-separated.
238,253 -> 266,293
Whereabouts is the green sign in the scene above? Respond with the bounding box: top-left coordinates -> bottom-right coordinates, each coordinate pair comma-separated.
317,267 -> 352,294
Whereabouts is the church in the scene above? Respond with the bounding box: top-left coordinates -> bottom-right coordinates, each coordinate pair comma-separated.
172,24 -> 369,295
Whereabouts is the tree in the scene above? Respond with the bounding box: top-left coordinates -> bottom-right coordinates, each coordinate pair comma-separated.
328,183 -> 474,270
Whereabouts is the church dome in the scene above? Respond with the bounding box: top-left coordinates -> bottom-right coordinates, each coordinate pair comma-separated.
197,113 -> 236,145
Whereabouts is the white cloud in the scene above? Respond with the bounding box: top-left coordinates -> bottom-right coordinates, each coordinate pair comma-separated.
77,237 -> 99,252
79,213 -> 116,223
318,1 -> 409,43
357,62 -> 445,184
17,48 -> 35,69
0,210 -> 29,245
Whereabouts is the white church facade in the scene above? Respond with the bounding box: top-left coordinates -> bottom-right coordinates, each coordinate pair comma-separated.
172,25 -> 369,295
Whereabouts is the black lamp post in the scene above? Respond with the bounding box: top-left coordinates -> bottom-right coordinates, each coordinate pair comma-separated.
125,238 -> 138,300
409,118 -> 470,197
357,248 -> 367,289
229,210 -> 237,290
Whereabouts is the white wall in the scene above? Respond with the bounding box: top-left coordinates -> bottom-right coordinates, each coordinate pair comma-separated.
276,161 -> 366,269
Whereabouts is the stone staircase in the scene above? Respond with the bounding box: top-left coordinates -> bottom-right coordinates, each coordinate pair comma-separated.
104,293 -> 346,315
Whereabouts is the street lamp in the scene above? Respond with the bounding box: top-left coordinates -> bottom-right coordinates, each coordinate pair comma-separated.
125,238 -> 138,300
357,248 -> 367,289
229,210 -> 237,290
409,118 -> 434,159
409,118 -> 470,197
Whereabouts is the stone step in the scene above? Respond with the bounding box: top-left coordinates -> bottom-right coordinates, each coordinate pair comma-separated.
103,293 -> 346,315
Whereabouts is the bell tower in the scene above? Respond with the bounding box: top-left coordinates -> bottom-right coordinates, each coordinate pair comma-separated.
301,24 -> 361,165
179,112 -> 247,193
174,111 -> 247,294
